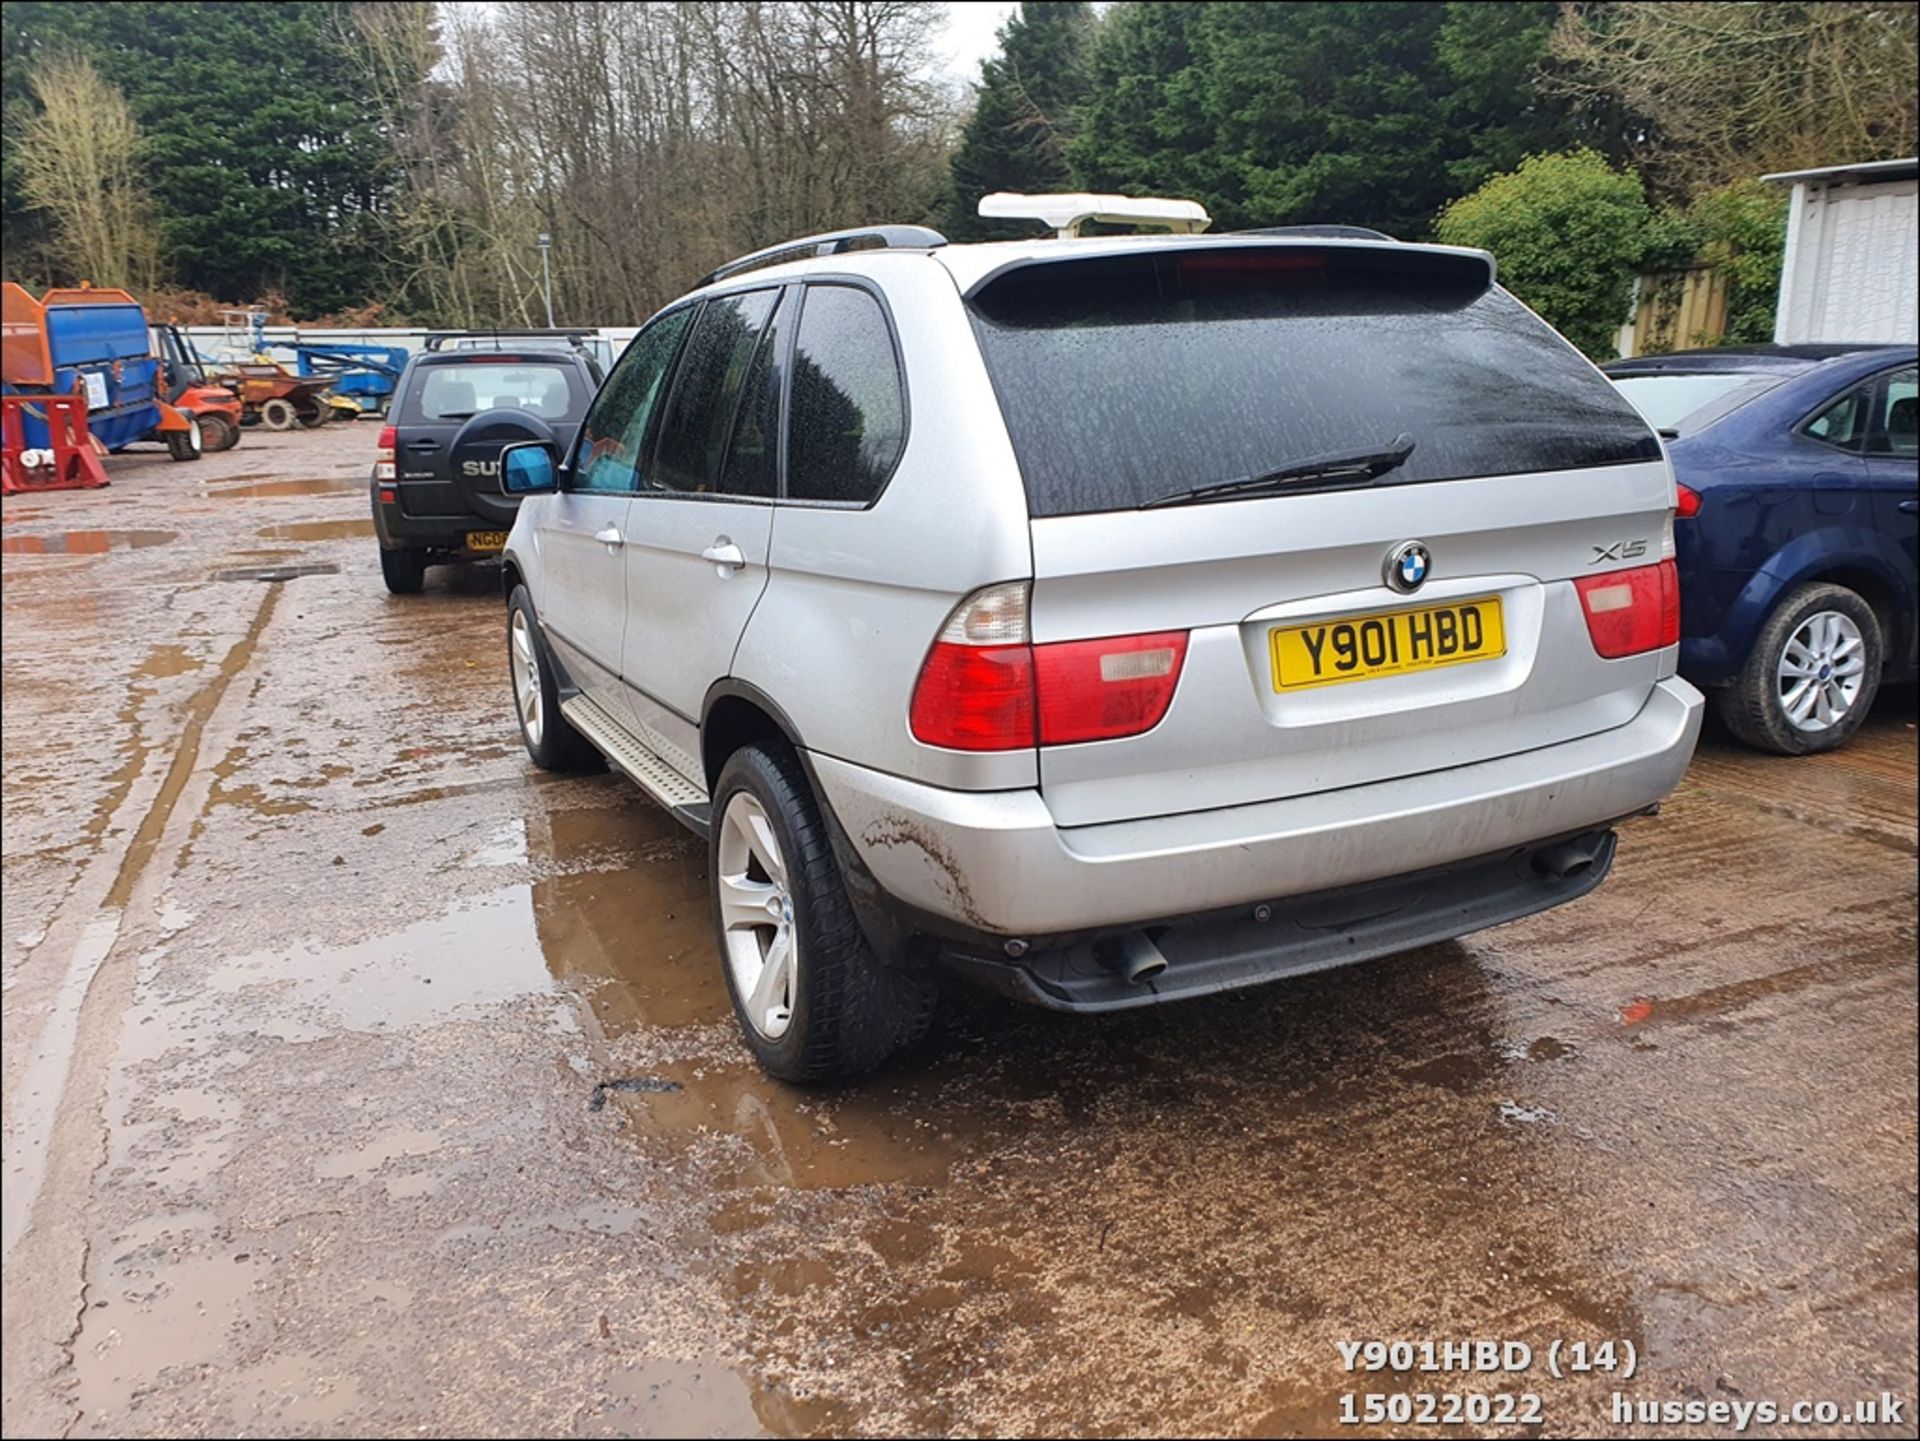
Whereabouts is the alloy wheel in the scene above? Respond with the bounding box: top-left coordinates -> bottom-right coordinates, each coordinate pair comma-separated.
716,792 -> 797,1040
1777,609 -> 1866,732
510,609 -> 542,747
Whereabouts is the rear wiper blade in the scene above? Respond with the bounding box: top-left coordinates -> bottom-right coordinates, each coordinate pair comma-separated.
1142,433 -> 1417,509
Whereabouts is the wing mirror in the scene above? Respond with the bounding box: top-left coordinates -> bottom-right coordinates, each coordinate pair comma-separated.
501,440 -> 559,495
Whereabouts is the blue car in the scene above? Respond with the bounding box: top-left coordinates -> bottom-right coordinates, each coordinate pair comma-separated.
1604,344 -> 1917,754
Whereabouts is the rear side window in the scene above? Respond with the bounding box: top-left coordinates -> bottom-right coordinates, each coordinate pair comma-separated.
1802,383 -> 1874,452
649,289 -> 778,495
968,248 -> 1662,517
402,361 -> 586,424
787,285 -> 906,504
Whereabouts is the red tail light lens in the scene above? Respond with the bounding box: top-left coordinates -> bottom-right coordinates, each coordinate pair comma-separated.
910,642 -> 1035,750
1675,484 -> 1702,518
1575,559 -> 1680,658
909,584 -> 1190,751
377,425 -> 397,450
375,425 -> 397,481
1033,632 -> 1189,745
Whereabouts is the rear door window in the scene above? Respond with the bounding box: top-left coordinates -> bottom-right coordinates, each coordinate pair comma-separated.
1869,366 -> 1917,458
402,361 -> 587,424
648,289 -> 778,496
786,285 -> 906,504
1802,382 -> 1875,452
968,248 -> 1662,517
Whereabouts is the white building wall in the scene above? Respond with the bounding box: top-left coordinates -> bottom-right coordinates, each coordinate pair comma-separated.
1775,176 -> 1919,344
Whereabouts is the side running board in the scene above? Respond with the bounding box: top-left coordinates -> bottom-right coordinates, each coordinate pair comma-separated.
559,694 -> 712,836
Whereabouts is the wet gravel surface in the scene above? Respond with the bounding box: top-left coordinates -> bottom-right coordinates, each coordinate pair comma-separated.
3,427 -> 1916,1437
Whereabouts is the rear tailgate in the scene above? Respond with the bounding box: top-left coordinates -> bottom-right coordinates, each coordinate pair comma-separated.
395,355 -> 590,520
968,243 -> 1675,828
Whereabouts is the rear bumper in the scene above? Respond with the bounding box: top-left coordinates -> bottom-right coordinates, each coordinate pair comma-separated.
371,485 -> 513,555
811,676 -> 1703,938
942,828 -> 1617,1013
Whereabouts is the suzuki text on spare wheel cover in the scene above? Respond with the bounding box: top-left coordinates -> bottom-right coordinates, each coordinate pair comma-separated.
494,193 -> 1703,1081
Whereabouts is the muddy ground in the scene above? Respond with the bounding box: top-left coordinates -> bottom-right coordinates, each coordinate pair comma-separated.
2,425 -> 1915,1438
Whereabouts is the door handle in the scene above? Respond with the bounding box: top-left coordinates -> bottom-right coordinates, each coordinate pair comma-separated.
701,537 -> 747,574
1900,499 -> 1918,515
406,440 -> 440,451
593,525 -> 623,549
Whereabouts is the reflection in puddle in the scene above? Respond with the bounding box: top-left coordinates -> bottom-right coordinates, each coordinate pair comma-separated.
254,517 -> 375,541
1,528 -> 178,555
212,476 -> 364,499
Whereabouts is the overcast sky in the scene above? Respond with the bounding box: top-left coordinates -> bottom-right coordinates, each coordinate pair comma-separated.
935,1 -> 1021,87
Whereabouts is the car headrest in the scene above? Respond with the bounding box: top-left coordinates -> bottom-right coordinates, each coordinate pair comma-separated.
434,380 -> 477,414
1889,395 -> 1917,436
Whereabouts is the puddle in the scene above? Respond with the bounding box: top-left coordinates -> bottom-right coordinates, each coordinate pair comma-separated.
211,476 -> 364,499
600,1356 -> 766,1438
1,528 -> 178,555
254,518 -> 374,541
211,562 -> 340,582
135,644 -> 206,680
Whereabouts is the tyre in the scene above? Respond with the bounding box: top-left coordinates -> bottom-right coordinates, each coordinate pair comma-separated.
1712,582 -> 1883,755
295,400 -> 328,429
710,742 -> 937,1082
259,397 -> 297,430
198,413 -> 239,453
165,416 -> 203,461
379,546 -> 427,595
506,585 -> 602,772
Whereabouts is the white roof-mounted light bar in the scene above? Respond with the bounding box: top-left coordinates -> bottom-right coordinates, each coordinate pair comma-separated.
977,191 -> 1212,239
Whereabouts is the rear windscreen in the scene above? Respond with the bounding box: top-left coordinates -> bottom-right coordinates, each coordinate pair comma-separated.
1608,370 -> 1786,434
967,248 -> 1662,517
401,361 -> 588,423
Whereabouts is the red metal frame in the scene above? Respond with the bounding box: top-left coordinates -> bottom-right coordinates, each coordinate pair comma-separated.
1,394 -> 110,494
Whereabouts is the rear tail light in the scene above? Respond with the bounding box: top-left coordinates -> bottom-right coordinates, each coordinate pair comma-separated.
908,582 -> 1190,751
1032,631 -> 1189,745
1575,559 -> 1680,658
1675,484 -> 1702,518
375,424 -> 397,482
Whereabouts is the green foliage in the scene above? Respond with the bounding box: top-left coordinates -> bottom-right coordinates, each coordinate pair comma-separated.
948,3 -> 1096,240
1435,149 -> 1653,358
1,1 -> 404,316
1687,180 -> 1786,344
1067,1 -> 1583,239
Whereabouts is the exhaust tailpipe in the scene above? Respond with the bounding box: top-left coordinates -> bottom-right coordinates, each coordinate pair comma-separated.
1102,930 -> 1169,984
1534,834 -> 1604,880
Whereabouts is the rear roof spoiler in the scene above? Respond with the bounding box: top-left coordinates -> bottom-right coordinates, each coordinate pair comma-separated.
960,236 -> 1497,301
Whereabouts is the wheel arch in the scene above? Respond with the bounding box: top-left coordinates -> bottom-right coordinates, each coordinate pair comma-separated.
701,679 -> 806,794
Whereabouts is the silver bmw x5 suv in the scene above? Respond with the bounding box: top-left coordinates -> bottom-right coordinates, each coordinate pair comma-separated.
494,194 -> 1704,1080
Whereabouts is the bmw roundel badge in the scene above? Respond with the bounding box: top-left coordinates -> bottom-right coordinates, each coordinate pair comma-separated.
1385,540 -> 1432,594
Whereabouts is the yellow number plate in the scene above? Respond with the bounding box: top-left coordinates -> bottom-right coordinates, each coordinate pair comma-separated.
465,531 -> 508,553
1270,597 -> 1506,692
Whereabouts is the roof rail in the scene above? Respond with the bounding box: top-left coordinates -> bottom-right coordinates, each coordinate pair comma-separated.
978,191 -> 1211,238
1234,224 -> 1396,241
697,226 -> 948,289
423,328 -> 597,351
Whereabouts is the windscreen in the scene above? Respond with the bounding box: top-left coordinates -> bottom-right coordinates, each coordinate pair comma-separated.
402,361 -> 587,422
1609,371 -> 1786,434
968,248 -> 1662,517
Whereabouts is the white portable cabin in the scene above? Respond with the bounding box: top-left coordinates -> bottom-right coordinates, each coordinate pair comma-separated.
1765,157 -> 1918,345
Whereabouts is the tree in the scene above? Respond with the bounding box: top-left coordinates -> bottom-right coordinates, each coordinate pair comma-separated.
11,55 -> 160,289
1549,2 -> 1920,198
1068,2 -> 1587,239
1435,149 -> 1655,358
947,2 -> 1096,240
2,1 -> 403,316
